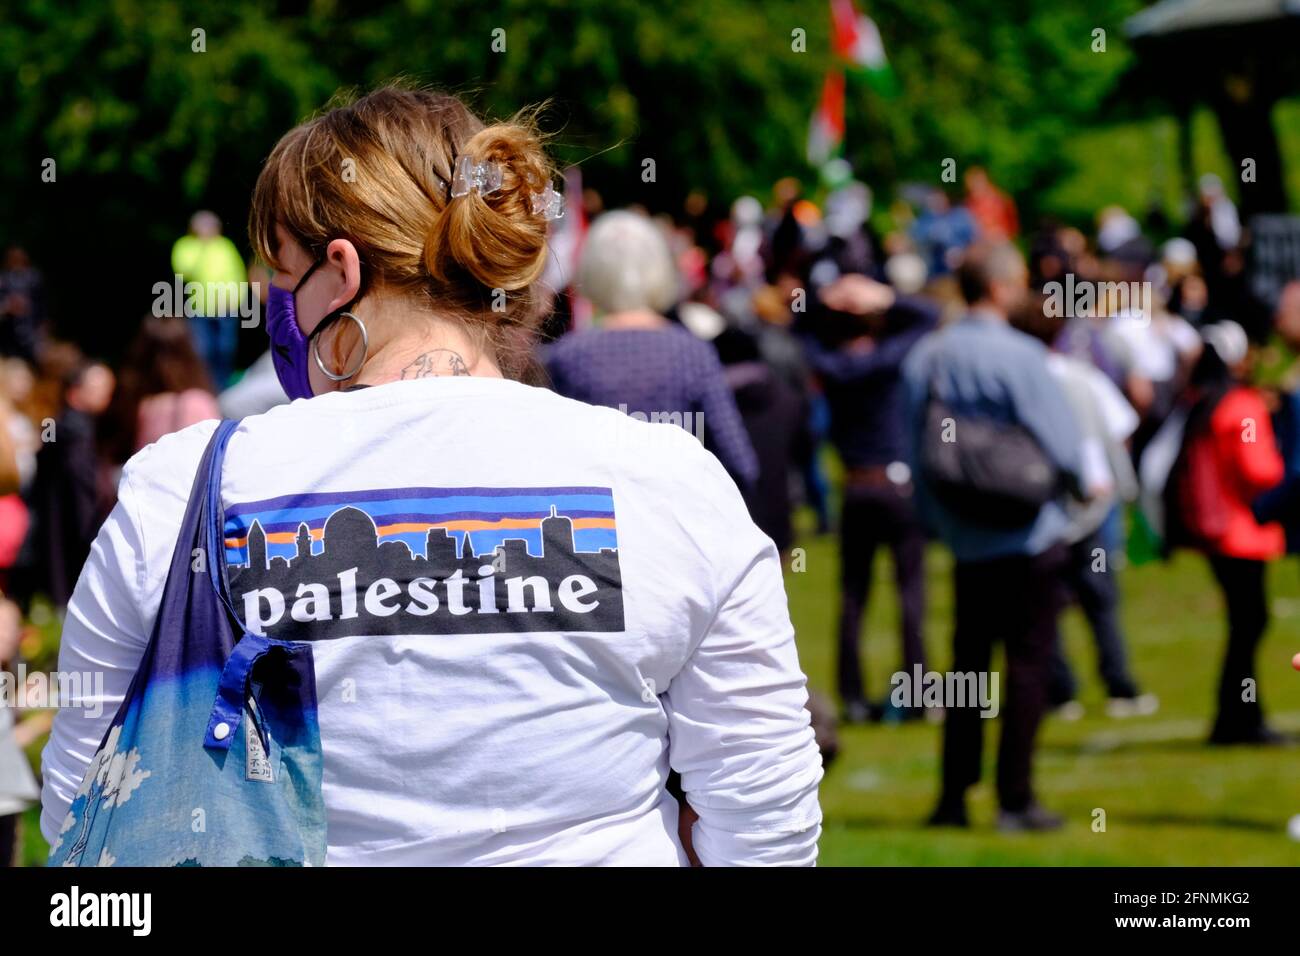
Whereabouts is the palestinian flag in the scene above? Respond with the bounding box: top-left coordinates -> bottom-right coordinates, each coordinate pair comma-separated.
806,70 -> 845,167
831,0 -> 898,97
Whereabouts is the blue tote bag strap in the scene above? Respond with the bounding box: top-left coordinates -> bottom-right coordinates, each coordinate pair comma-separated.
48,418 -> 328,867
203,418 -> 242,619
196,420 -> 309,755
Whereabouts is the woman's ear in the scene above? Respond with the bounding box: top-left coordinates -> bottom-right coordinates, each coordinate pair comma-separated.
323,238 -> 363,313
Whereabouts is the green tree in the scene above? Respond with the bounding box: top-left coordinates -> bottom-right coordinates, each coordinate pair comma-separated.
0,0 -> 1145,353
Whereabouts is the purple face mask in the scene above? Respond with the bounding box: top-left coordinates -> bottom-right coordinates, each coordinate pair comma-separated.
264,260 -> 342,400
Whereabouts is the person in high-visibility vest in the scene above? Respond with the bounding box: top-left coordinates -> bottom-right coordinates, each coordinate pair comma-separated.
171,210 -> 247,388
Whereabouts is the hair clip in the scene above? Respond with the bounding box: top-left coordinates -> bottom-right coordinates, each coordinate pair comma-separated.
446,156 -> 565,222
450,155 -> 503,199
531,180 -> 565,222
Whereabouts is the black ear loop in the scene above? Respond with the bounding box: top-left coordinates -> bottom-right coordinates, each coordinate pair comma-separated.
291,257 -> 323,295
296,257 -> 360,346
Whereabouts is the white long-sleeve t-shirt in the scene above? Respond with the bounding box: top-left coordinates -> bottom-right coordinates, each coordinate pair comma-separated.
41,375 -> 822,865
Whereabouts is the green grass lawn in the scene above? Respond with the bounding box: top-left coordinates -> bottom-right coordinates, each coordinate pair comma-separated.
786,519 -> 1300,866
13,511 -> 1300,866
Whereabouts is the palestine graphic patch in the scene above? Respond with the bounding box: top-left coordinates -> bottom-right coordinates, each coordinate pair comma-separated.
224,486 -> 624,639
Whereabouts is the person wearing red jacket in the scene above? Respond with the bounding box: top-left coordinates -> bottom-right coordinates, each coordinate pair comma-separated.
964,168 -> 1019,241
1185,321 -> 1285,745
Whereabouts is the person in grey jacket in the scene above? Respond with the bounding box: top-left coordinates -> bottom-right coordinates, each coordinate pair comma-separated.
902,242 -> 1085,832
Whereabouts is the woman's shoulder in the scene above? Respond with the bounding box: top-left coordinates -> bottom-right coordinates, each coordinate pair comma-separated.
123,418 -> 221,502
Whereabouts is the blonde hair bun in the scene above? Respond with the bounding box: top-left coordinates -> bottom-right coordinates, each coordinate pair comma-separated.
424,122 -> 551,292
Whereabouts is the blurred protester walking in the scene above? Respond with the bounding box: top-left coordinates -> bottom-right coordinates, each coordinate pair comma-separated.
1104,302 -> 1201,461
1012,298 -> 1155,718
0,596 -> 39,866
713,325 -> 810,556
816,180 -> 878,281
911,188 -> 976,279
545,210 -> 758,491
1165,321 -> 1284,745
0,391 -> 30,596
1,360 -> 42,600
751,200 -> 836,535
108,315 -> 221,457
0,245 -> 46,363
1192,174 -> 1242,255
171,210 -> 247,389
1255,282 -> 1300,559
1096,206 -> 1151,268
710,196 -> 769,319
1161,238 -> 1208,328
29,350 -> 115,608
1186,174 -> 1241,303
964,167 -> 1018,241
803,273 -> 937,723
903,242 -> 1084,831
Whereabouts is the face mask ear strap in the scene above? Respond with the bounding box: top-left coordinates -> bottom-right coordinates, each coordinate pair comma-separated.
297,252 -> 369,318
305,306 -> 341,343
291,258 -> 324,295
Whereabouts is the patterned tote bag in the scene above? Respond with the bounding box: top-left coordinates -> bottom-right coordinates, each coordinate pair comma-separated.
49,419 -> 327,866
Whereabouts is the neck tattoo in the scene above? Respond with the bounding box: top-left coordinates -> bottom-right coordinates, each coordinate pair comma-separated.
400,349 -> 471,379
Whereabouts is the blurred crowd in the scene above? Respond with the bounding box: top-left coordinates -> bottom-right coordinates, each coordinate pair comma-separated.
4,162 -> 1300,856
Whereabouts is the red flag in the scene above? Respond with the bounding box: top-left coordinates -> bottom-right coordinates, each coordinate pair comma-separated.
830,0 -> 898,95
807,70 -> 846,166
830,0 -> 862,60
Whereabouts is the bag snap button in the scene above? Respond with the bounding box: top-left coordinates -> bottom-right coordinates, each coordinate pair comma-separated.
213,722 -> 231,741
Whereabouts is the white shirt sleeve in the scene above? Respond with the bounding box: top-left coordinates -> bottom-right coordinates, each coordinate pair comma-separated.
662,445 -> 824,866
39,463 -> 154,843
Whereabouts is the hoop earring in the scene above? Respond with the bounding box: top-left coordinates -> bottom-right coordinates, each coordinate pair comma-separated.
312,312 -> 368,382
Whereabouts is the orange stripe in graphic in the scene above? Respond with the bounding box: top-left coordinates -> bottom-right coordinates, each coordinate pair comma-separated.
223,515 -> 616,549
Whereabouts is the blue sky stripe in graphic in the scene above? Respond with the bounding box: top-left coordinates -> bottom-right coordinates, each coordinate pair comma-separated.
226,508 -> 617,537
224,486 -> 616,518
223,494 -> 616,535
224,526 -> 619,565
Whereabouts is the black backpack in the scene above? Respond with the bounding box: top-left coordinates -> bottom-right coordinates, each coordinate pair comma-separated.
919,385 -> 1062,529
